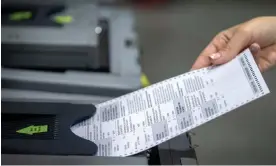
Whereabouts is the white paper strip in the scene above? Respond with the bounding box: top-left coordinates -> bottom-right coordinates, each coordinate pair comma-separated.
72,49 -> 270,157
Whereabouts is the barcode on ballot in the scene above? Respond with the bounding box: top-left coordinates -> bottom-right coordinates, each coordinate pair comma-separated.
250,81 -> 258,94
240,58 -> 253,80
244,67 -> 253,80
239,56 -> 259,94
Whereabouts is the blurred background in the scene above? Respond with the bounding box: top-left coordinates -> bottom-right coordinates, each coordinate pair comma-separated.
2,0 -> 276,164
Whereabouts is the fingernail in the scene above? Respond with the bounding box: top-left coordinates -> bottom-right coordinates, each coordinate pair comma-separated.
209,53 -> 221,60
249,43 -> 260,54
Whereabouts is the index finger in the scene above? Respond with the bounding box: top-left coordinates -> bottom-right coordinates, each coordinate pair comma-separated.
191,43 -> 217,70
191,25 -> 239,70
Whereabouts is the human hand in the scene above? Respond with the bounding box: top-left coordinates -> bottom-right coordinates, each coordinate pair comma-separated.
191,16 -> 276,72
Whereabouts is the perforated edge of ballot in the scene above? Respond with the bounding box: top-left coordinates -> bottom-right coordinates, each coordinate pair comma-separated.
72,49 -> 270,157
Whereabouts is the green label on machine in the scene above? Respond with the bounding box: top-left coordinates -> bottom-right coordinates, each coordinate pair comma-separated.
16,125 -> 48,135
9,11 -> 32,21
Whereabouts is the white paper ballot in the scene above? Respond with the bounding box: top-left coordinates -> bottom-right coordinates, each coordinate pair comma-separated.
71,49 -> 270,157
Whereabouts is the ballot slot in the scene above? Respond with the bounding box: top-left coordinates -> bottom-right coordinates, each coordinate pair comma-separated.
1,101 -> 98,156
2,114 -> 57,140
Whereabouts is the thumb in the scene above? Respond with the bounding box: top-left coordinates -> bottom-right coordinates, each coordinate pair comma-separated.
255,44 -> 276,72
209,29 -> 252,64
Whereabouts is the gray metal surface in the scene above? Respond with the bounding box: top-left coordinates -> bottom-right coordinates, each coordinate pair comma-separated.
1,6 -> 141,107
180,157 -> 197,165
1,89 -> 111,105
1,3 -> 103,70
100,7 -> 141,76
1,0 -> 98,5
2,4 -> 98,46
2,5 -> 141,76
158,134 -> 193,165
1,154 -> 148,165
1,68 -> 140,98
1,26 -> 98,46
2,68 -> 140,90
